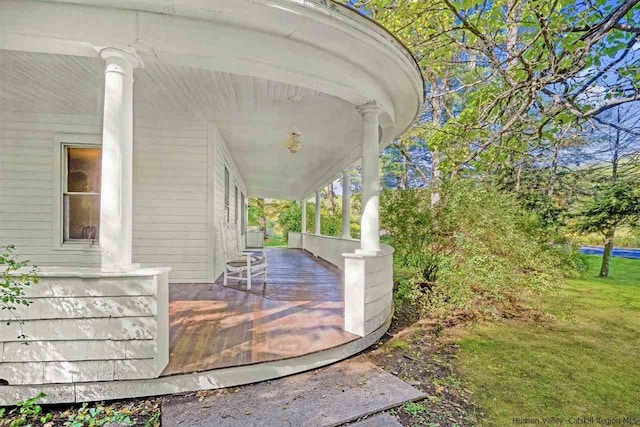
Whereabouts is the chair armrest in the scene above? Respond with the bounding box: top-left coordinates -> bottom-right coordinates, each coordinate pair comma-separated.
243,250 -> 265,255
227,252 -> 245,260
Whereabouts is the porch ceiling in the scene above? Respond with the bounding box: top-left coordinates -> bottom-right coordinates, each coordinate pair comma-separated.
0,49 -> 362,199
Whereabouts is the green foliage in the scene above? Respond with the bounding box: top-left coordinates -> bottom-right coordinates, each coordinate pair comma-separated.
144,410 -> 161,427
320,209 -> 342,237
1,245 -> 38,340
383,182 -> 580,317
516,191 -> 565,234
0,392 -> 47,427
0,394 -> 160,427
264,235 -> 287,247
63,403 -> 134,427
248,198 -> 266,228
434,182 -> 570,308
403,401 -> 429,417
272,198 -> 361,243
574,181 -> 640,235
381,189 -> 435,274
274,201 -> 313,238
346,0 -> 640,198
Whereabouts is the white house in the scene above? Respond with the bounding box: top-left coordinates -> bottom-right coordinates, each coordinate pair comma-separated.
0,0 -> 423,404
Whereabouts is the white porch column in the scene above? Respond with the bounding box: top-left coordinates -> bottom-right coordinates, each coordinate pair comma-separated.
356,101 -> 382,253
314,190 -> 321,235
99,48 -> 140,271
341,170 -> 351,239
300,199 -> 307,234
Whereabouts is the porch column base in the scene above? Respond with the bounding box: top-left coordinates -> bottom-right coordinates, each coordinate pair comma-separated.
344,255 -> 366,337
101,263 -> 141,273
344,247 -> 394,338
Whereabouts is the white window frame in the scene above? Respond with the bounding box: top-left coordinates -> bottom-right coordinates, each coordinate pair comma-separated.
224,165 -> 230,223
240,192 -> 246,234
52,134 -> 102,251
234,184 -> 239,225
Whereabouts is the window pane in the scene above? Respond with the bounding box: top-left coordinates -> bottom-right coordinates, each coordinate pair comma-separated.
67,147 -> 101,193
64,194 -> 100,241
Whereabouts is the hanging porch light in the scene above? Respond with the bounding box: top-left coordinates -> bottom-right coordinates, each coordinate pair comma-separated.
285,131 -> 302,154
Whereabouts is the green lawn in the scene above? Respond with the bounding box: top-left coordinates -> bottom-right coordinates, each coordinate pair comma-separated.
456,256 -> 640,425
264,235 -> 287,247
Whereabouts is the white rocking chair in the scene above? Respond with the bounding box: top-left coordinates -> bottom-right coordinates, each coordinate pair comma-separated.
220,220 -> 267,290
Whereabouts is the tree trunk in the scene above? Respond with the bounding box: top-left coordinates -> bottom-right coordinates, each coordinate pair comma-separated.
399,155 -> 407,190
515,161 -> 522,192
431,150 -> 442,206
547,142 -> 559,197
505,0 -> 521,68
612,111 -> 620,182
429,80 -> 445,207
326,183 -> 337,216
599,226 -> 616,278
257,198 -> 266,233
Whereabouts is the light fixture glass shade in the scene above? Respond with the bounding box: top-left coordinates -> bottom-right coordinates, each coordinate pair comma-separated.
285,131 -> 302,154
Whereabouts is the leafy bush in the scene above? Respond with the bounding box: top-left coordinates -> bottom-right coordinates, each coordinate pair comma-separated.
382,181 -> 581,318
275,201 -> 305,237
275,200 -> 360,241
1,245 -> 38,340
0,393 -> 52,427
381,188 -> 435,275
0,394 -> 161,427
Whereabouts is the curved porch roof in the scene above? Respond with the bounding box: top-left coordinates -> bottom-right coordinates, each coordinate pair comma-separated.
0,0 -> 424,199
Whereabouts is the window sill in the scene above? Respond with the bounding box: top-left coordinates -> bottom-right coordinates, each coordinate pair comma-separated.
52,243 -> 101,252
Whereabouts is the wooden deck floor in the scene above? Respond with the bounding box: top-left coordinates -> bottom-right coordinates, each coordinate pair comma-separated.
162,248 -> 358,376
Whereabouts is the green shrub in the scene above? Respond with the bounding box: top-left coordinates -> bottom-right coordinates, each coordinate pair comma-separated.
380,188 -> 435,274
1,245 -> 38,340
275,200 -> 359,240
383,181 -> 581,317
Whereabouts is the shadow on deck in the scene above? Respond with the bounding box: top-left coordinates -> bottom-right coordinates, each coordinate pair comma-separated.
162,248 -> 358,376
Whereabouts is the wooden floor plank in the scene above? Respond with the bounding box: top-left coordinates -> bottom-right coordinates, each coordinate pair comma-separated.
162,248 -> 358,376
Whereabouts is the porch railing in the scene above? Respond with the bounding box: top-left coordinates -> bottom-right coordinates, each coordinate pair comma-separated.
288,232 -> 394,337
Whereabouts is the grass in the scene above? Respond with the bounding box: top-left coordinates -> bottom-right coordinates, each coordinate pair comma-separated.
455,256 -> 640,425
263,235 -> 287,247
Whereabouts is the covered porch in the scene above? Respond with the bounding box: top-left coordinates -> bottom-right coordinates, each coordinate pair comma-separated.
164,248 -> 357,375
0,0 -> 423,404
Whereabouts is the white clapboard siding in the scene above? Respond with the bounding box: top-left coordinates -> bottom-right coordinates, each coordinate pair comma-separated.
0,112 -> 249,283
0,112 -> 101,267
132,118 -> 209,283
0,271 -> 169,385
210,124 -> 247,280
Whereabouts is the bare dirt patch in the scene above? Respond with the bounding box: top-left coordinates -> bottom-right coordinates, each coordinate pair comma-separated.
362,316 -> 481,427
